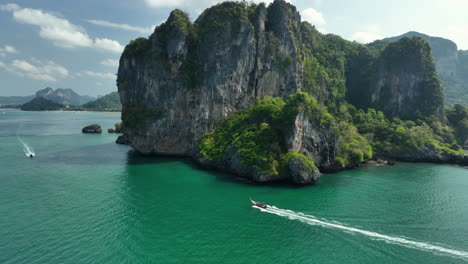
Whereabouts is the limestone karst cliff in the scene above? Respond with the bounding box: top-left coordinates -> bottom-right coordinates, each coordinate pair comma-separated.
117,0 -> 459,184
365,37 -> 444,120
384,31 -> 468,106
118,1 -> 304,156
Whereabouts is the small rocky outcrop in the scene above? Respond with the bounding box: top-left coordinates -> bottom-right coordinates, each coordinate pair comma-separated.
82,124 -> 102,133
116,134 -> 131,144
288,157 -> 321,184
108,122 -> 124,133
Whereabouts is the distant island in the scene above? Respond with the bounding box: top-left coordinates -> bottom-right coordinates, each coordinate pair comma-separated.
1,88 -> 121,112
21,97 -> 64,111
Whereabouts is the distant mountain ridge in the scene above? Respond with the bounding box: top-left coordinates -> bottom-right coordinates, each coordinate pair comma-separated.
0,95 -> 35,105
383,31 -> 468,106
35,87 -> 95,106
0,87 -> 95,106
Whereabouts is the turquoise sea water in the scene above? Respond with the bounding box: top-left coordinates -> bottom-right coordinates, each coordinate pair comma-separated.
0,109 -> 467,264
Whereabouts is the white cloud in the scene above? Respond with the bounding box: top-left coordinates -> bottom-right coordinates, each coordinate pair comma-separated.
0,58 -> 68,82
301,8 -> 326,26
87,19 -> 154,34
0,3 -> 123,53
83,71 -> 116,80
351,32 -> 384,43
94,38 -> 124,53
101,59 -> 119,67
11,6 -> 93,48
350,24 -> 384,43
0,45 -> 18,57
0,60 -> 8,70
0,3 -> 19,11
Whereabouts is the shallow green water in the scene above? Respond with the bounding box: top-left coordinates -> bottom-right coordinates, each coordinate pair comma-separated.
1,110 -> 467,263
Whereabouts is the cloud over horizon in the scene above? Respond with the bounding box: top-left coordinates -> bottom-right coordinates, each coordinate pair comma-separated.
0,3 -> 124,53
87,19 -> 154,34
0,45 -> 18,57
101,59 -> 120,67
0,58 -> 68,82
82,71 -> 116,80
351,31 -> 384,43
301,8 -> 326,26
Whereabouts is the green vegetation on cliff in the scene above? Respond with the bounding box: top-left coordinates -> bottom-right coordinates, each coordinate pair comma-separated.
199,93 -> 323,175
446,104 -> 468,146
124,38 -> 150,57
199,91 -> 463,172
199,92 -> 373,174
385,31 -> 468,107
122,103 -> 165,129
336,121 -> 373,167
378,37 -> 443,119
351,107 -> 463,158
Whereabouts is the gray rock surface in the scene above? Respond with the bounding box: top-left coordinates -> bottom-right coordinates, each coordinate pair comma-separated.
286,110 -> 338,171
116,134 -> 131,144
369,38 -> 443,119
118,1 -> 302,156
82,124 -> 102,133
288,157 -> 321,184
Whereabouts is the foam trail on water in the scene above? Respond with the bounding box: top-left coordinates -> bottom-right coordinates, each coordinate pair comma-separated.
18,137 -> 35,157
256,205 -> 468,260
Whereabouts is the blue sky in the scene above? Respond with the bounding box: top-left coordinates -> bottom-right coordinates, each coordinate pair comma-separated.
0,0 -> 467,97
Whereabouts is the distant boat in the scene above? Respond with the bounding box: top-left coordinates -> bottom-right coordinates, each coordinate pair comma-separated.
250,198 -> 267,209
29,153 -> 34,158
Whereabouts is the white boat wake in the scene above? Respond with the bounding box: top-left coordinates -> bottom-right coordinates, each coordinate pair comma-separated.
18,137 -> 35,157
255,205 -> 468,261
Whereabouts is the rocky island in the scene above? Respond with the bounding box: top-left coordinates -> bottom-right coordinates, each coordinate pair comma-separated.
117,0 -> 467,184
21,97 -> 65,111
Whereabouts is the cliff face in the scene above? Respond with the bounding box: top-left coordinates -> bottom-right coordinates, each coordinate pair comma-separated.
369,37 -> 444,120
385,31 -> 459,77
118,0 -> 449,183
118,1 -> 303,156
384,32 -> 468,106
